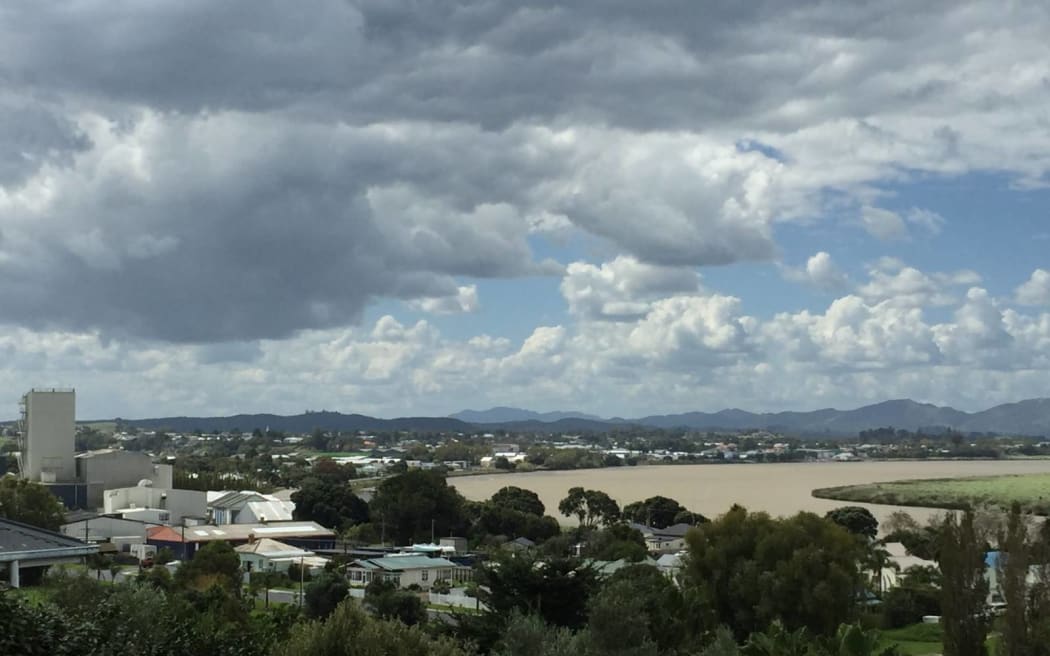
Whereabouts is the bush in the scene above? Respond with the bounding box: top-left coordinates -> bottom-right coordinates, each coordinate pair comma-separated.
881,586 -> 941,629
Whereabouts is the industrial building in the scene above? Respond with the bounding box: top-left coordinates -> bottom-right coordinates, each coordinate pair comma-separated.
13,389 -> 174,509
17,389 -> 76,484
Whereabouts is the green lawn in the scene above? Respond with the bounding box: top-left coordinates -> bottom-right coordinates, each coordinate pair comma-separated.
876,623 -> 999,655
813,473 -> 1050,514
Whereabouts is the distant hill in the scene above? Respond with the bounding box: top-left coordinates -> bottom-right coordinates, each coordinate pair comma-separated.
104,397 -> 1050,437
118,411 -> 473,434
450,407 -> 605,423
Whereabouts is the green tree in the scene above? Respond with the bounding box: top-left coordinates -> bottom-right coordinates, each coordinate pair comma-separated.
491,486 -> 545,516
291,478 -> 369,531
558,487 -> 620,528
304,570 -> 349,620
274,600 -> 468,656
174,540 -> 242,591
938,511 -> 990,656
364,579 -> 426,626
998,502 -> 1030,656
622,495 -> 696,529
586,563 -> 695,654
0,477 -> 66,531
825,506 -> 879,540
369,470 -> 468,544
479,552 -> 600,630
683,506 -> 863,639
583,523 -> 648,562
492,612 -> 583,656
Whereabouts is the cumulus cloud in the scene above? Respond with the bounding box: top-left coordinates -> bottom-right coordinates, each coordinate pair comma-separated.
2,1 -> 1050,415
1016,269 -> 1050,305
408,285 -> 479,315
782,251 -> 848,291
561,256 -> 701,320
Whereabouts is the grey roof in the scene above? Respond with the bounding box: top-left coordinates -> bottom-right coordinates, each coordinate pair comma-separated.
209,491 -> 267,509
0,518 -> 99,561
653,523 -> 694,538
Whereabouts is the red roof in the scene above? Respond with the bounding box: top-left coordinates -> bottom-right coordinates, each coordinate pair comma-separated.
147,525 -> 185,542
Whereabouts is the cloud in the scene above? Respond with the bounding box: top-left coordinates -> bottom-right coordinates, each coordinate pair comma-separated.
408,285 -> 479,315
782,251 -> 848,291
561,256 -> 701,320
861,206 -> 908,240
906,207 -> 946,235
1016,269 -> 1050,305
857,258 -> 979,307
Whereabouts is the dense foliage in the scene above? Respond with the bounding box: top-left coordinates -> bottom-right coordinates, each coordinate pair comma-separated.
0,477 -> 67,530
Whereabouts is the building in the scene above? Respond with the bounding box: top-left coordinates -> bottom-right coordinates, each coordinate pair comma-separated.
18,389 -> 76,484
60,514 -> 159,549
146,521 -> 336,560
346,553 -> 472,590
235,538 -> 328,573
1,517 -> 98,588
76,449 -> 173,507
103,484 -> 207,525
208,491 -> 295,525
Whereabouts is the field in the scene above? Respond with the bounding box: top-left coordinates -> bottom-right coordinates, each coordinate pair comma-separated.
813,472 -> 1050,515
450,460 -> 1050,528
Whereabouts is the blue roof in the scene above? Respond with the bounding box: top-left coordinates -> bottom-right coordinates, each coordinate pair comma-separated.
986,551 -> 1000,568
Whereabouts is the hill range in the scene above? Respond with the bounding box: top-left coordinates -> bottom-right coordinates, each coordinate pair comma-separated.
85,398 -> 1050,437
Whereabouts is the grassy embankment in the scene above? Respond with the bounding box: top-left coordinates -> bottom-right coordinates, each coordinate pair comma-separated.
877,623 -> 998,655
813,472 -> 1050,514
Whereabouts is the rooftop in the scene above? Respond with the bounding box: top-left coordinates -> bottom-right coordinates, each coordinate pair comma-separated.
147,521 -> 334,543
0,518 -> 99,562
349,554 -> 463,571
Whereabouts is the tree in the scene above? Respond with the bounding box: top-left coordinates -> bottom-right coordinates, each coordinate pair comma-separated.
274,600 -> 468,656
369,470 -> 469,544
291,478 -> 369,531
998,502 -> 1030,656
683,506 -> 863,639
364,578 -> 426,626
478,552 -> 600,630
304,570 -> 349,619
492,612 -> 583,656
938,511 -> 990,656
491,486 -> 545,516
825,506 -> 879,540
557,487 -> 620,528
473,503 -> 560,543
586,564 -> 695,654
174,540 -> 242,591
622,495 -> 695,529
583,523 -> 648,562
0,477 -> 66,531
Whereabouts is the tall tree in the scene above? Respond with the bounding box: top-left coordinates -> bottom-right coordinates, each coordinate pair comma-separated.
291,478 -> 369,531
558,487 -> 620,528
0,477 -> 66,531
825,506 -> 879,541
491,486 -> 545,516
622,495 -> 698,529
683,506 -> 863,639
938,511 -> 990,656
998,502 -> 1030,656
369,469 -> 468,544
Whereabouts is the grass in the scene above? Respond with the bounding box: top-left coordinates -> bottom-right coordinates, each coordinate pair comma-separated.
876,623 -> 999,655
813,473 -> 1050,514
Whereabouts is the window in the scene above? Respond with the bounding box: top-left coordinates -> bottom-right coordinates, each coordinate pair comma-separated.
421,570 -> 429,581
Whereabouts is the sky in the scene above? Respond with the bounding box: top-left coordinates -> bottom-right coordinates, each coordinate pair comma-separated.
2,1 -> 1050,420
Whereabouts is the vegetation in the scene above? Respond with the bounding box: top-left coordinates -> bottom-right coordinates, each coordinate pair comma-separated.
0,477 -> 67,530
813,474 -> 1050,514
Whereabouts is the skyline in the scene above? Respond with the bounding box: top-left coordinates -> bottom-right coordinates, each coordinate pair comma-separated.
2,2 -> 1050,419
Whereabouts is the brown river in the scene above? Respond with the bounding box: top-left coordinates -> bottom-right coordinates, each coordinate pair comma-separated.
450,459 -> 1050,527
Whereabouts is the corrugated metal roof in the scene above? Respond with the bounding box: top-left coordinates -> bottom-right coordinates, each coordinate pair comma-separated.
0,518 -> 97,553
349,555 -> 462,571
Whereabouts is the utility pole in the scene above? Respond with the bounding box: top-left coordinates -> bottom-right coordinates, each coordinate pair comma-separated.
431,519 -> 435,544
299,556 -> 305,608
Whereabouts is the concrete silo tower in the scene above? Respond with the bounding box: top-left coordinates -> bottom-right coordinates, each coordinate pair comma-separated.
18,389 -> 76,483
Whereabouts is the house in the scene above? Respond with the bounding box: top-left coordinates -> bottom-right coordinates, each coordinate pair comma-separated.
346,554 -> 472,590
585,556 -> 659,578
503,537 -> 536,552
628,522 -> 695,554
207,491 -> 295,525
879,542 -> 938,591
146,520 -> 336,560
0,518 -> 98,588
656,552 -> 685,581
235,538 -> 328,574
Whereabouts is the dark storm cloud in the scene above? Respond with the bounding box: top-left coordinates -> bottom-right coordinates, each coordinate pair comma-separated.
1,0 -> 1048,343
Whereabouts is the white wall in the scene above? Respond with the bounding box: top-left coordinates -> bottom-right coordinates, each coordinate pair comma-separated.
23,390 -> 75,483
104,487 -> 207,524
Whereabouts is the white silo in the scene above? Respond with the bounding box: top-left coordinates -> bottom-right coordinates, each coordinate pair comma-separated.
20,389 -> 76,483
